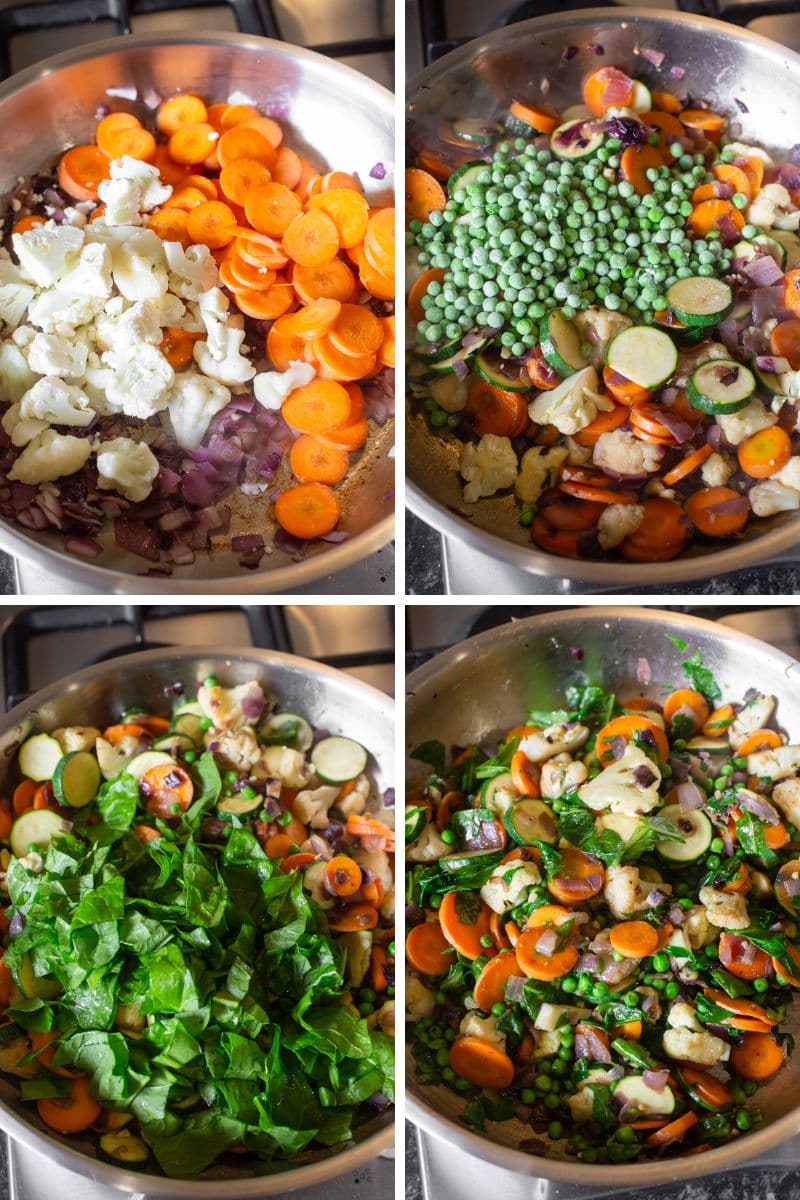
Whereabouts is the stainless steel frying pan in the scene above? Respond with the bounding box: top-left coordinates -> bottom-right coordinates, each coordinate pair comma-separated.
406,607 -> 800,1185
0,33 -> 394,593
406,11 -> 800,585
0,646 -> 394,1194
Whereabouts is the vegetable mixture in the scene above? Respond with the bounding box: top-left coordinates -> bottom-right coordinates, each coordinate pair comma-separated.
0,676 -> 394,1176
406,61 -> 800,561
406,640 -> 800,1162
0,90 -> 395,572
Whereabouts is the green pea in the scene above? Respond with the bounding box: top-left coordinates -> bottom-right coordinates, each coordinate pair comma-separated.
521,1088 -> 536,1105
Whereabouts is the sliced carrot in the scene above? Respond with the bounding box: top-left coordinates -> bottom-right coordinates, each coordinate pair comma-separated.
730,1031 -> 785,1081
738,425 -> 792,479
530,514 -> 584,558
718,861 -> 751,896
406,921 -> 457,975
282,378 -> 351,433
134,824 -> 161,844
358,248 -> 394,301
547,847 -> 605,907
289,433 -> 349,484
766,822 -> 790,850
157,93 -> 208,136
103,722 -> 147,744
449,1035 -> 514,1088
218,157 -> 272,205
186,200 -> 238,249
235,229 -> 289,268
704,989 -> 774,1024
11,214 -> 46,236
737,728 -> 782,755
687,199 -> 745,237
596,714 -> 669,766
274,482 -> 341,540
680,107 -> 725,134
345,812 -> 395,851
324,854 -> 362,897
619,496 -> 689,561
679,1066 -> 733,1111
141,763 -> 194,818
282,210 -> 340,266
267,317 -> 312,372
57,145 -> 110,201
328,303 -> 384,357
526,904 -> 572,929
408,267 -> 446,323
405,167 -> 446,224
147,207 -> 190,246
103,124 -> 155,162
784,269 -> 800,317
573,403 -> 629,447
308,188 -> 370,250
515,927 -> 579,980
474,951 -> 522,1011
245,182 -> 302,237
13,779 -> 37,816
151,144 -> 191,186
724,1016 -> 775,1034
703,704 -> 735,736
772,942 -> 800,986
0,808 -> 11,839
160,326 -> 202,370
663,689 -> 710,732
661,443 -> 713,486
38,1076 -> 101,1134
602,364 -> 651,407
509,99 -> 558,134
290,260 -> 354,307
510,750 -> 539,797
369,945 -> 391,992
582,66 -> 634,117
226,251 -> 275,289
319,416 -> 369,452
560,479 -> 640,505
620,144 -> 665,195
220,103 -> 261,130
378,315 -> 395,369
284,298 -> 342,341
363,209 -> 395,277
217,125 -> 276,170
769,318 -> 800,369
465,377 -> 528,439
647,1111 -> 698,1147
685,486 -> 749,537
735,154 -> 765,195
168,123 -> 218,165
206,102 -> 228,131
653,91 -> 681,114
232,283 -> 295,320
712,162 -> 753,202
280,851 -> 318,874
609,920 -> 659,959
95,111 -> 141,156
165,184 -> 212,212
313,335 -> 376,383
272,145 -> 302,190
240,114 -> 284,147
321,170 -> 362,193
263,832 -> 296,860
438,890 -> 493,960
327,903 -> 379,932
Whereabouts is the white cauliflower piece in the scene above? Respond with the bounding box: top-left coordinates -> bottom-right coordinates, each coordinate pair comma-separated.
774,457 -> 800,492
533,1029 -> 562,1058
0,266 -> 36,330
260,744 -> 312,789
197,681 -> 265,730
406,974 -> 436,1020
302,860 -> 335,910
101,343 -> 174,419
52,726 -> 101,753
574,308 -> 632,367
208,726 -> 261,772
459,1012 -> 506,1050
772,777 -> 800,827
20,376 -> 94,428
701,452 -> 733,488
96,734 -> 139,780
376,999 -> 394,1036
598,503 -> 644,550
514,445 -> 568,504
428,372 -> 468,413
748,744 -> 800,780
528,365 -> 614,436
12,224 -> 84,287
459,433 -> 518,503
337,773 -> 369,817
520,722 -> 590,764
253,361 -> 315,412
594,429 -> 663,476
726,141 -> 773,165
110,229 -> 168,301
292,784 -> 340,827
698,886 -> 750,930
193,291 -> 255,386
663,1002 -> 728,1065
98,177 -> 143,226
540,753 -> 588,800
604,863 -> 657,919
94,299 -> 162,352
578,744 -> 661,814
749,480 -> 800,517
480,860 -> 541,914
407,822 -> 449,863
565,436 -> 593,466
57,242 -> 113,300
166,371 -> 231,450
26,289 -> 105,334
729,693 -> 775,749
107,155 -> 172,212
717,398 -> 777,446
8,428 -> 91,484
163,241 -> 218,301
2,403 -> 47,447
747,182 -> 800,231
26,332 -> 88,379
95,437 -> 159,503
667,926 -> 698,984
0,343 -> 37,406
683,904 -> 716,949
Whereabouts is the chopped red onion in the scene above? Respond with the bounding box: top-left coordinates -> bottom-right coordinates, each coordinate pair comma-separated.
369,162 -> 387,180
636,656 -> 652,685
575,1027 -> 611,1062
734,97 -> 749,113
65,535 -> 102,559
742,256 -> 785,287
756,355 -> 791,374
677,780 -> 705,811
562,45 -> 578,60
589,43 -> 605,56
642,1068 -> 670,1091
535,927 -> 559,956
752,284 -> 786,325
669,65 -> 686,80
114,518 -> 159,562
717,213 -> 742,244
638,47 -> 665,68
737,789 -> 780,825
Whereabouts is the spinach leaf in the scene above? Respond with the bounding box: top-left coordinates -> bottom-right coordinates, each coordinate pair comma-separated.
735,812 -> 778,868
475,737 -> 519,782
665,636 -> 722,703
95,774 -> 139,832
410,740 -> 446,774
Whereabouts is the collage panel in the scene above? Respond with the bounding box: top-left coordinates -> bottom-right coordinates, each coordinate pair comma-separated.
0,603 -> 394,1197
0,4 -> 395,596
405,2 -> 800,597
405,603 -> 800,1199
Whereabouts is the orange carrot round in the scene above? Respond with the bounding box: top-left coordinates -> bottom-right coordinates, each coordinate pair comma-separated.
218,125 -> 276,170
596,713 -> 669,766
687,199 -> 745,237
405,167 -> 446,223
734,728 -> 781,755
282,210 -> 340,267
406,921 -> 457,975
449,1035 -> 515,1088
157,93 -> 208,135
647,1111 -> 698,1147
474,951 -> 522,1011
730,1031 -> 785,1081
245,182 -> 302,237
292,259 -> 356,305
738,426 -> 792,479
168,123 -> 218,165
219,157 -> 272,205
573,403 -> 628,447
620,145 -> 664,195
147,207 -> 190,246
663,688 -> 710,731
465,378 -> 528,439
141,762 -> 194,818
57,145 -> 110,201
103,125 -> 155,162
509,99 -> 558,134
582,66 -> 634,117
609,920 -> 659,959
685,486 -> 749,537
274,482 -> 341,540
327,903 -> 379,932
438,890 -> 493,960
160,326 -> 202,370
282,379 -> 351,434
661,444 -> 713,486
324,854 -> 362,897
272,145 -> 302,189
232,283 -> 296,320
38,1077 -> 101,1134
186,200 -> 238,249
309,188 -> 370,249
289,434 -> 349,485
547,847 -> 605,908
515,927 -> 579,980
313,336 -> 376,383
96,111 -> 142,156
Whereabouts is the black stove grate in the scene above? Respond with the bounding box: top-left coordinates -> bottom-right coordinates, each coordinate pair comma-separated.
0,0 -> 393,80
2,606 -> 392,711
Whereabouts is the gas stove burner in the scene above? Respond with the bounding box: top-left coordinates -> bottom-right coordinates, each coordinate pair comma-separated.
88,638 -> 171,664
489,0 -> 620,27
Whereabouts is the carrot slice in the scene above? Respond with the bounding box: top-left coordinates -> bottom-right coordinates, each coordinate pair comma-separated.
784,269 -> 800,317
730,1031 -> 785,1081
735,154 -> 765,195
57,145 -> 110,201
583,66 -> 634,117
328,303 -> 384,357
220,103 -> 261,130
205,102 -> 228,131
703,704 -> 734,736
309,188 -> 370,249
218,126 -> 276,170
405,167 -> 446,224
168,123 -> 218,165
474,951 -> 522,1010
160,326 -> 202,369
620,144 -> 665,195
151,144 -> 191,186
526,904 -> 572,929
274,482 -> 341,539
235,230 -> 289,269
770,318 -> 800,369
282,378 -> 351,433
712,162 -> 753,202
680,107 -> 725,134
38,1077 -> 101,1135
406,921 -> 457,975
245,182 -> 302,237
224,253 -> 276,290
510,750 -> 539,797
738,425 -> 792,479
450,1035 -> 515,1088
165,185 -> 211,212
134,824 -> 161,844
267,317 -> 312,372
313,336 -> 376,383
663,689 -> 710,731
573,403 -> 629,447
647,1111 -> 698,1147
509,99 -> 558,134
219,157 -> 272,205
282,210 -> 340,266
104,125 -> 156,162
157,93 -> 208,136
609,920 -> 659,959
620,497 -> 689,561
272,145 -> 302,189
547,847 -> 605,907
11,214 -> 46,236
687,199 -> 745,237
232,283 -> 296,320
13,780 -> 37,816
596,714 -> 669,766
358,247 -> 394,301
679,1066 -> 733,1111
465,377 -> 528,439
539,498 -> 605,532
438,890 -> 493,960
103,722 -> 147,744
685,486 -> 749,537
772,942 -> 800,986
186,200 -> 238,249
319,416 -> 369,452
327,903 -> 379,932
560,480 -> 640,506
284,297 -> 342,341
378,315 -> 395,369
95,111 -> 141,156
240,115 -> 284,147
661,443 -> 713,486
321,170 -> 361,193
324,854 -> 362,897
289,433 -> 349,484
280,851 -> 318,874
293,259 -> 356,304
652,91 -> 681,114
602,365 -> 651,407
363,208 -> 395,276
515,927 -> 579,980
147,207 -> 190,246
408,267 -> 446,323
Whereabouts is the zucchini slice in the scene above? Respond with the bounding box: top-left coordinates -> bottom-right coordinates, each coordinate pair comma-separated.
606,326 -> 678,389
152,733 -> 196,756
452,118 -> 498,145
10,809 -> 65,860
171,711 -> 204,747
417,337 -> 462,365
686,360 -> 755,415
18,733 -> 62,782
770,228 -> 800,270
550,120 -> 604,161
440,848 -> 501,873
540,309 -> 587,376
17,952 -> 61,1000
52,751 -> 100,809
259,712 -> 314,752
448,161 -> 490,195
311,736 -> 367,784
473,349 -> 529,392
428,340 -> 487,377
126,750 -> 175,781
217,792 -> 263,817
666,277 -> 732,328
100,1130 -> 149,1164
480,771 -> 517,818
405,805 -> 428,844
655,803 -> 711,863
505,798 -> 558,845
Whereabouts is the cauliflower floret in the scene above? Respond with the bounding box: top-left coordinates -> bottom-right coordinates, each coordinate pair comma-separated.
12,224 -> 84,287
96,734 -> 139,780
303,860 -> 335,910
520,722 -> 590,764
528,365 -> 614,436
726,141 -> 773,165
26,332 -> 88,379
19,377 -> 94,428
459,433 -> 518,503
193,287 -> 255,387
701,452 -> 734,488
598,503 -> 644,550
207,726 -> 261,772
340,930 -> 373,987
480,860 -> 541,914
565,435 -> 592,466
514,445 -> 569,505
578,744 -> 661,814
165,371 -> 231,450
459,1012 -> 506,1051
604,863 -> 659,920
253,361 -> 315,413
107,155 -> 172,212
94,299 -> 162,353
662,1003 -> 729,1065
747,182 -> 800,231
57,241 -> 113,300
260,744 -> 312,789
482,778 -> 517,818
748,744 -> 800,780
729,693 -> 775,749
773,457 -> 800,492
95,437 -> 159,503
375,999 -> 394,1036
428,372 -> 468,413
717,398 -> 777,446
163,241 -> 218,301
26,289 -> 105,334
698,886 -> 750,930
52,726 -> 101,753
749,480 -> 800,517
540,753 -> 588,800
573,308 -> 632,366
772,777 -> 800,827
593,429 -> 663,476
667,926 -> 698,984
110,230 -> 169,301
683,904 -> 716,949
0,343 -> 37,407
8,428 -> 92,484
0,268 -> 36,330
98,177 -> 143,226
533,1029 -> 562,1058
292,785 -> 340,827
101,343 -> 174,419
337,773 -> 369,817
408,822 -> 449,862
198,681 -> 264,730
406,974 -> 436,1020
